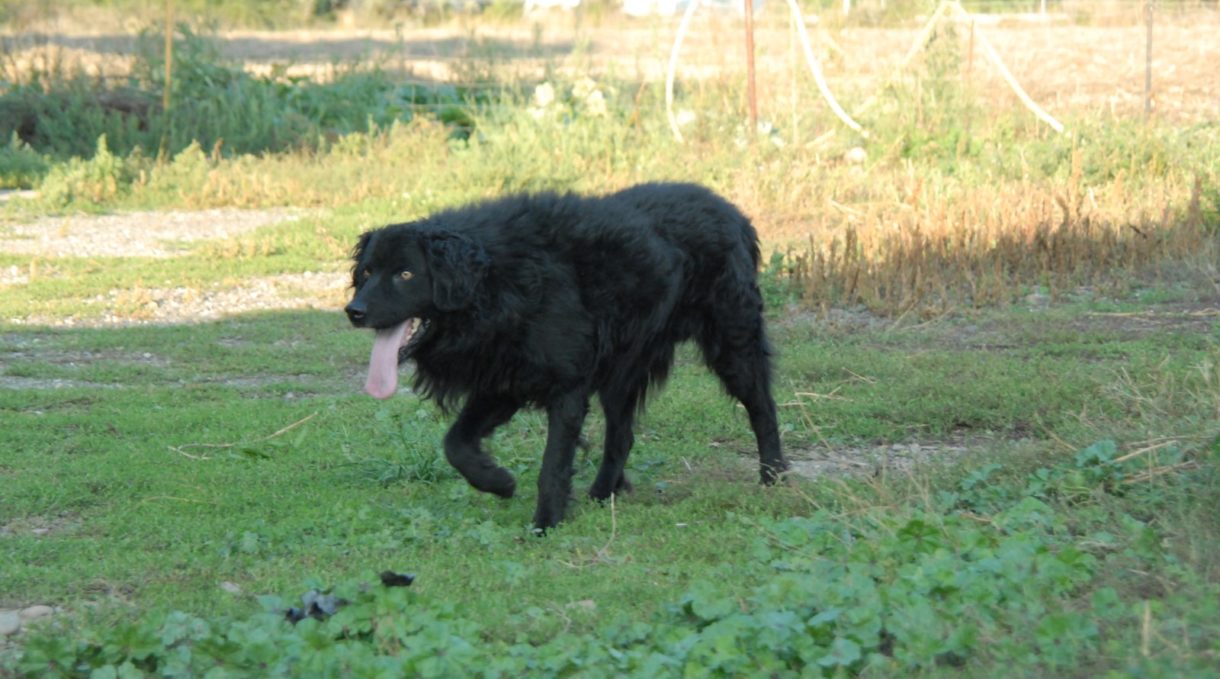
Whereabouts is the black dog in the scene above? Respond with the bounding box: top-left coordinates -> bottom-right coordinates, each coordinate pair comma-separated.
346,182 -> 787,529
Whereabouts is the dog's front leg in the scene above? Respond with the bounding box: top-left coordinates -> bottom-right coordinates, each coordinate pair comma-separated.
533,389 -> 590,531
443,394 -> 519,498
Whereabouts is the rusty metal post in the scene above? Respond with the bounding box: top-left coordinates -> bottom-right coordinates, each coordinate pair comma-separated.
743,0 -> 758,131
1144,0 -> 1154,118
163,0 -> 173,115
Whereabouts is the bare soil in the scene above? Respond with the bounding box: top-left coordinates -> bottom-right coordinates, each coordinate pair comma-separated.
0,208 -> 303,258
0,209 -> 350,327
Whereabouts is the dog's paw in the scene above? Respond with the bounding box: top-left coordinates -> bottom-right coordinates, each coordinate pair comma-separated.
588,473 -> 632,502
531,502 -> 567,533
462,464 -> 516,498
760,459 -> 790,486
483,468 -> 517,499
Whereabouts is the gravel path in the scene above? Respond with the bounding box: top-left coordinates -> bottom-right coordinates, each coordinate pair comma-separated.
1,208 -> 350,326
0,208 -> 303,258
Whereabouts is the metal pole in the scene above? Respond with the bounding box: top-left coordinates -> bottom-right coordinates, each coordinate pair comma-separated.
744,0 -> 758,130
1144,0 -> 1154,118
966,18 -> 974,80
790,7 -> 798,146
163,0 -> 173,115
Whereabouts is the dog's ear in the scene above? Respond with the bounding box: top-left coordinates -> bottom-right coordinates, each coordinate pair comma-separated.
351,230 -> 374,288
421,231 -> 490,311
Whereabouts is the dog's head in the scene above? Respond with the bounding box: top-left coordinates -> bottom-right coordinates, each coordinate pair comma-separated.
346,224 -> 490,398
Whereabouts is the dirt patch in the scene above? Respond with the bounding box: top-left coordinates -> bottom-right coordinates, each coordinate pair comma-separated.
0,344 -> 169,367
6,271 -> 349,327
0,204 -> 351,326
1076,304 -> 1220,337
0,513 -> 81,538
773,305 -> 893,334
91,271 -> 349,325
0,208 -> 304,258
0,375 -> 122,390
192,372 -> 349,395
1,266 -> 29,286
0,338 -> 171,389
822,291 -> 1220,353
783,435 -> 1024,480
0,330 -> 352,393
1,206 -> 348,326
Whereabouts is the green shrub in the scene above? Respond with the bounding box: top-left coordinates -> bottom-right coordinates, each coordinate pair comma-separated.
36,134 -> 135,208
0,131 -> 47,189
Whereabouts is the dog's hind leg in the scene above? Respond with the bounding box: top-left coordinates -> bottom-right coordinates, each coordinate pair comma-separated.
444,394 -> 520,499
589,382 -> 640,501
533,389 -> 590,531
699,309 -> 788,485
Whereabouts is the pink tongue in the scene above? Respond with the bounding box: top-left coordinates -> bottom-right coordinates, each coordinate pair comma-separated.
364,320 -> 413,399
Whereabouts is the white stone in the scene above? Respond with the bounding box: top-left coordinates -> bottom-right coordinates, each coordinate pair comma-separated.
0,611 -> 20,636
20,605 -> 54,621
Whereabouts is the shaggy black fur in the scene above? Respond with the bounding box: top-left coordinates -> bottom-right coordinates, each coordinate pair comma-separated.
346,182 -> 787,530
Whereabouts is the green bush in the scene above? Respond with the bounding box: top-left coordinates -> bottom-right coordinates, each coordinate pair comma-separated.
0,26 -> 485,162
36,134 -> 134,208
0,132 -> 47,189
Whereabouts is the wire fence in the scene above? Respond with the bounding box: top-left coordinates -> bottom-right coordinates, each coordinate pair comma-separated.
657,0 -> 1219,134
2,0 -> 1216,128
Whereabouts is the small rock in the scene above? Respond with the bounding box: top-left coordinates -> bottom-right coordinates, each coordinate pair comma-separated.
844,146 -> 868,164
220,581 -> 242,595
20,605 -> 53,621
567,599 -> 597,612
0,611 -> 20,636
1024,292 -> 1050,308
378,571 -> 416,588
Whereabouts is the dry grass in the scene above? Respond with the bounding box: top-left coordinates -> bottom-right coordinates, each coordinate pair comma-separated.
2,8 -> 1217,317
780,167 -> 1215,314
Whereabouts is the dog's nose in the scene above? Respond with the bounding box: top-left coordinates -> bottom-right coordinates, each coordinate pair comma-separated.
345,302 -> 367,324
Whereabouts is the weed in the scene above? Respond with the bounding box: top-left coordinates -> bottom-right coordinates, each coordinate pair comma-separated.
341,406 -> 449,486
0,131 -> 47,189
8,435 -> 1215,676
35,134 -> 132,208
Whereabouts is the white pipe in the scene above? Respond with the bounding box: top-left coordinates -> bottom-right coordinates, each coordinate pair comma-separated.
665,0 -> 702,143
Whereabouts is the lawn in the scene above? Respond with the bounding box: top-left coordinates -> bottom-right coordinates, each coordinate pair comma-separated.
3,276 -> 1216,675
1,2 -> 1219,676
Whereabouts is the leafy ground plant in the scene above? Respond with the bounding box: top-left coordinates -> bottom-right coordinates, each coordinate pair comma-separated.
9,434 -> 1219,677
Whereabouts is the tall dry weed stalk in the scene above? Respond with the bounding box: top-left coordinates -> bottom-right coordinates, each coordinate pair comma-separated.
785,170 -> 1214,316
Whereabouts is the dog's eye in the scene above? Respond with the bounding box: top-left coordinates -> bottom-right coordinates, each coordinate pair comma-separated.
399,270 -> 414,281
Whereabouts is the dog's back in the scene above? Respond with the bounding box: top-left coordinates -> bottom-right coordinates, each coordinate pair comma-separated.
606,181 -> 761,269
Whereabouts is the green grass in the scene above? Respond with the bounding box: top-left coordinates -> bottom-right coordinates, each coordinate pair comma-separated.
2,296 -> 1218,675
2,13 -> 1219,677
